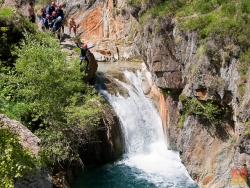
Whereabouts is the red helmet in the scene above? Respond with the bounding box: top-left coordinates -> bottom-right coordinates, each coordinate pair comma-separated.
46,14 -> 50,18
58,4 -> 62,8
83,44 -> 88,49
41,8 -> 45,13
52,11 -> 56,16
51,1 -> 55,6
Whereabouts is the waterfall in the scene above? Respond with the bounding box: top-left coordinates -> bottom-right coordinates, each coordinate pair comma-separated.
96,69 -> 198,187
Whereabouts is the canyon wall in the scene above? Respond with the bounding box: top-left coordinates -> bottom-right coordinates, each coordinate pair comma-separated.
131,10 -> 249,188
69,1 -> 250,187
0,114 -> 53,188
3,0 -> 250,187
0,104 -> 123,187
45,0 -> 250,187
54,0 -> 141,62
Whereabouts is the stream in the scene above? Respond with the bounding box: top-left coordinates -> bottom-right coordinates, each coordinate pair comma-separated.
72,62 -> 198,188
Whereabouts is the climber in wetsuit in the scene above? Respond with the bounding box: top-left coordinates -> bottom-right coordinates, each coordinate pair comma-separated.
75,43 -> 94,70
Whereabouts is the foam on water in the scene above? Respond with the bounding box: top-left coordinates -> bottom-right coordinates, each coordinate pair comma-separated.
97,70 -> 197,187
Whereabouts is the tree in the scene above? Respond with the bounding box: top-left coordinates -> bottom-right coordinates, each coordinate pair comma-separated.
0,30 -> 104,163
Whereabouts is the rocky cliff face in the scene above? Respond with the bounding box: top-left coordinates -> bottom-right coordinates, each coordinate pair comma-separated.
0,106 -> 123,187
55,0 -> 141,62
4,0 -> 249,187
0,114 -> 53,188
131,12 -> 248,188
58,1 -> 249,187
79,102 -> 124,166
50,103 -> 124,187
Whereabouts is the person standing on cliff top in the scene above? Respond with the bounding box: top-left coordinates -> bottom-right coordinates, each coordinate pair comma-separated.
52,16 -> 63,40
69,18 -> 77,36
28,2 -> 35,23
40,8 -> 46,19
42,14 -> 52,30
46,1 -> 56,16
50,11 -> 57,29
55,4 -> 64,32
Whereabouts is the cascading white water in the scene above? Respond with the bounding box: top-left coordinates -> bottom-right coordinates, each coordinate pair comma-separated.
98,70 -> 198,187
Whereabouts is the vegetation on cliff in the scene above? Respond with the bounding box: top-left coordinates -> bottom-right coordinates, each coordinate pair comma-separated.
0,124 -> 37,188
0,8 -> 36,68
0,7 -> 104,186
178,94 -> 231,127
128,0 -> 250,126
128,0 -> 249,39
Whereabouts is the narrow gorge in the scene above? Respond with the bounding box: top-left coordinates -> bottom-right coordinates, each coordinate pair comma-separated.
72,67 -> 198,187
1,0 -> 250,188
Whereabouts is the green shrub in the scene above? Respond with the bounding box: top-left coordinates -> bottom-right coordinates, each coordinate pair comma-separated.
121,7 -> 126,15
0,100 -> 31,123
179,93 -> 187,101
37,0 -> 50,6
229,137 -> 237,143
0,124 -> 37,188
0,10 -> 37,68
178,114 -> 185,128
195,1 -> 216,14
127,0 -> 145,6
62,2 -> 66,7
197,45 -> 205,57
0,31 -> 104,163
112,8 -> 120,17
238,49 -> 250,76
242,0 -> 250,14
73,46 -> 81,54
150,1 -> 172,17
180,98 -> 223,125
243,119 -> 250,135
0,7 -> 13,16
238,84 -> 246,101
220,3 -> 237,16
203,101 -> 222,125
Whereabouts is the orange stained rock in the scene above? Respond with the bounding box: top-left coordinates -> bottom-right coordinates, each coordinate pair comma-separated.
79,6 -> 103,40
159,91 -> 167,128
96,49 -> 111,55
230,168 -> 248,186
240,167 -> 248,177
196,89 -> 207,100
202,174 -> 214,185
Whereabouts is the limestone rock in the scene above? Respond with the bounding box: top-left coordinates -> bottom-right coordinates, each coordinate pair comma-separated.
96,71 -> 129,98
60,0 -> 140,61
79,101 -> 124,165
0,114 -> 53,188
84,51 -> 98,82
177,116 -> 235,188
131,7 -> 242,187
